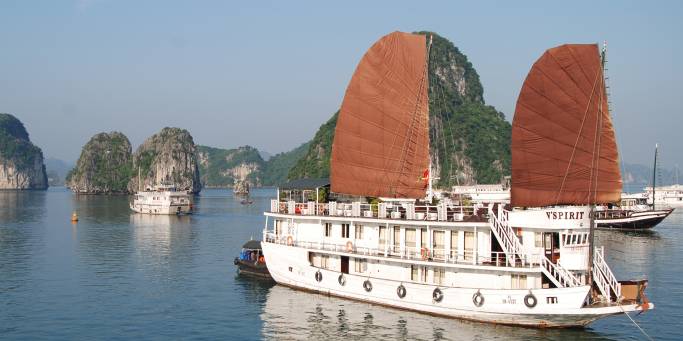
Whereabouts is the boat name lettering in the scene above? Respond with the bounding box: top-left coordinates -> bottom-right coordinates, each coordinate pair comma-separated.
545,211 -> 585,220
502,296 -> 517,304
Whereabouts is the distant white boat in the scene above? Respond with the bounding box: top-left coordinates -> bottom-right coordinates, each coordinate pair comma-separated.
130,182 -> 193,215
644,184 -> 683,207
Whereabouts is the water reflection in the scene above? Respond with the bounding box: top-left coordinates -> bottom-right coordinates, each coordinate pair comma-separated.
260,285 -> 619,341
131,213 -> 198,284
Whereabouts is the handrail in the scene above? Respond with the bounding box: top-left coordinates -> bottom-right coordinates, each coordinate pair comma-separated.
263,231 -> 542,269
593,246 -> 622,301
540,255 -> 582,288
269,199 -> 478,222
489,207 -> 528,267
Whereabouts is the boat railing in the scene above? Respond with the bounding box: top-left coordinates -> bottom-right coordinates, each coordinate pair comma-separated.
270,199 -> 480,222
539,255 -> 582,288
489,206 -> 530,267
263,231 -> 542,269
593,246 -> 622,301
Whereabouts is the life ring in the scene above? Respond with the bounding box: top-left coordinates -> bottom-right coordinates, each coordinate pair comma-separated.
315,270 -> 323,282
524,292 -> 537,308
346,241 -> 354,253
420,248 -> 429,260
397,284 -> 406,299
433,288 -> 444,302
363,280 -> 373,292
258,255 -> 265,263
473,290 -> 484,307
286,236 -> 294,246
338,274 -> 346,286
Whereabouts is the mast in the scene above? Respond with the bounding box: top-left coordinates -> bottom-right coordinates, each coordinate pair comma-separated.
652,144 -> 658,210
138,166 -> 142,192
587,42 -> 609,293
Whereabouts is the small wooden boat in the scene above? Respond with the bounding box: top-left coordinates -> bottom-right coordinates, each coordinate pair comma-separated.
234,240 -> 271,278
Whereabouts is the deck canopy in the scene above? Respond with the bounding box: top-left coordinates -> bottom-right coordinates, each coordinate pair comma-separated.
511,44 -> 622,207
330,31 -> 430,199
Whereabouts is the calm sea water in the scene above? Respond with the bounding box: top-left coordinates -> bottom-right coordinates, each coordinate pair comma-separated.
0,188 -> 681,340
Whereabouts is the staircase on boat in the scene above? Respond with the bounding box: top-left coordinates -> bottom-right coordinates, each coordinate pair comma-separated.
489,205 -> 620,299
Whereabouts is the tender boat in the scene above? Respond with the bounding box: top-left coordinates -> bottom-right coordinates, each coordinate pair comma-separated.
234,240 -> 270,278
260,33 -> 653,328
130,182 -> 193,215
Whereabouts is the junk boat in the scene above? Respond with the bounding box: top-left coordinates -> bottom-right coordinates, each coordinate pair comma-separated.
130,182 -> 193,215
234,240 -> 270,278
260,32 -> 653,327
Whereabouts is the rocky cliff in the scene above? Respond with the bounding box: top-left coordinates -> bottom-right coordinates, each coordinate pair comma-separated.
287,32 -> 511,187
197,145 -> 264,188
128,127 -> 202,193
66,132 -> 132,194
0,113 -> 48,189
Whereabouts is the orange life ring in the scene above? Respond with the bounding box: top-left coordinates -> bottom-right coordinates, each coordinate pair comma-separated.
286,236 -> 294,246
258,255 -> 265,263
346,241 -> 354,252
420,248 -> 429,260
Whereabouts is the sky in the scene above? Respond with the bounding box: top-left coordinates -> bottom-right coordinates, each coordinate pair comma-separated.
1,1 -> 681,169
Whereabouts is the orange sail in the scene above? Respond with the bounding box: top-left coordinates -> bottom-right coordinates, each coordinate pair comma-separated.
330,31 -> 430,198
511,44 -> 622,207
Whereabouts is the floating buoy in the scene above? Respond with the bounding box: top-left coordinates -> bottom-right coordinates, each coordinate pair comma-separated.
71,212 -> 79,222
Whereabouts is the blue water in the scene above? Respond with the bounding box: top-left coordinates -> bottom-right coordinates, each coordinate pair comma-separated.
0,188 -> 681,340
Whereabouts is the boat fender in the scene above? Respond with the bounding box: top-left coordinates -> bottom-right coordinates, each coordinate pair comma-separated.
433,288 -> 444,302
420,248 -> 429,260
346,241 -> 354,253
315,270 -> 323,282
397,284 -> 406,299
233,258 -> 239,265
363,280 -> 373,292
473,290 -> 484,307
338,274 -> 346,286
287,236 -> 294,246
524,292 -> 537,308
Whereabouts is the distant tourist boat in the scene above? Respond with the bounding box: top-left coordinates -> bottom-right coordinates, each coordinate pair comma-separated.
130,182 -> 193,215
234,240 -> 270,278
260,33 -> 653,328
595,193 -> 674,229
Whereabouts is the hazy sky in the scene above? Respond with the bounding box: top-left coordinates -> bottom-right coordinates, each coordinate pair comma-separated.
1,1 -> 681,169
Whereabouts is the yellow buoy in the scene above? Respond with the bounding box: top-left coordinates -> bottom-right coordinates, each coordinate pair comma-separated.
71,212 -> 79,222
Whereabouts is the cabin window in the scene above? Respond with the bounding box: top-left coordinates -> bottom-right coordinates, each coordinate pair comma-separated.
275,220 -> 282,237
420,266 -> 428,282
511,274 -> 527,289
450,231 -> 459,259
393,227 -> 401,253
421,229 -> 429,249
341,223 -> 350,238
355,225 -> 363,240
516,228 -> 523,244
464,231 -> 475,261
432,230 -> 445,259
405,228 -> 416,250
547,296 -> 558,304
379,226 -> 387,250
354,258 -> 366,273
410,265 -> 418,281
324,223 -> 332,237
534,232 -> 543,248
434,268 -> 445,285
310,253 -> 329,269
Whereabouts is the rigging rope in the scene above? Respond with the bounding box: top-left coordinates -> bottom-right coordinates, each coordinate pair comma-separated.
620,305 -> 655,341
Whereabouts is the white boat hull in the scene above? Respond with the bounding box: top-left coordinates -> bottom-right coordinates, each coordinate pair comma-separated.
262,242 -> 651,328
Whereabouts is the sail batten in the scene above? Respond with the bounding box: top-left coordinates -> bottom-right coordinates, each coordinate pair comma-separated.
511,44 -> 622,207
330,31 -> 430,198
